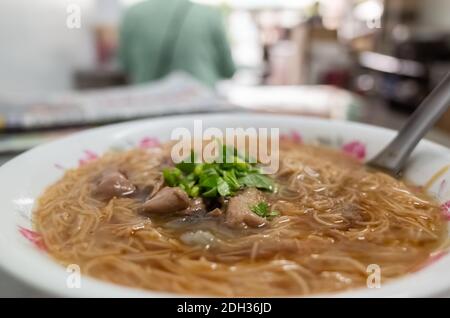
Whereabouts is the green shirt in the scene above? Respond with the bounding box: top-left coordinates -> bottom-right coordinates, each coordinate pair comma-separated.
119,0 -> 236,87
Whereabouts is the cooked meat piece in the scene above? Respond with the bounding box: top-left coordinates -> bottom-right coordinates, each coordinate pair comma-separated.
178,197 -> 206,216
131,176 -> 165,202
207,208 -> 223,217
95,170 -> 136,199
140,187 -> 190,214
148,176 -> 165,198
225,188 -> 267,228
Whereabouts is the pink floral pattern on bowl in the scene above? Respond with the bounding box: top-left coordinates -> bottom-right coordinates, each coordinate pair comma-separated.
138,137 -> 161,149
442,201 -> 450,221
18,226 -> 46,251
78,150 -> 99,166
342,141 -> 366,160
414,250 -> 449,272
280,130 -> 303,144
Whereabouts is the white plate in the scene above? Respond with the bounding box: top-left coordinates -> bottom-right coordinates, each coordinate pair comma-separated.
0,113 -> 449,297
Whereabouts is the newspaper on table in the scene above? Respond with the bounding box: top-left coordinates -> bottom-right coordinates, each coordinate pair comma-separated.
0,72 -> 236,131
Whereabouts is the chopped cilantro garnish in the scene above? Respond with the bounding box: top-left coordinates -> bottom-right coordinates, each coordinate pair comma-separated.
250,202 -> 279,219
162,145 -> 276,198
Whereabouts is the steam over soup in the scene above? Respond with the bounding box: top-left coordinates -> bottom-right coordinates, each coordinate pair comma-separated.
34,140 -> 447,296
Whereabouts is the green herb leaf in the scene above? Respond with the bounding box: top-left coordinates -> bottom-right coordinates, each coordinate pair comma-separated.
217,177 -> 231,196
239,174 -> 275,192
233,156 -> 250,171
200,174 -> 219,189
189,185 -> 200,197
176,162 -> 195,174
222,169 -> 241,191
202,187 -> 218,198
250,202 -> 279,219
185,173 -> 196,182
193,163 -> 204,176
162,167 -> 182,187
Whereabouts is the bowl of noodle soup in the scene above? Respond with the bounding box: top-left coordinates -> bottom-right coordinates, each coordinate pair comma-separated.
0,113 -> 449,297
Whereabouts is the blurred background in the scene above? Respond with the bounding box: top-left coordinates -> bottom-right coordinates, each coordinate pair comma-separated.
1,0 -> 450,155
1,0 -> 450,297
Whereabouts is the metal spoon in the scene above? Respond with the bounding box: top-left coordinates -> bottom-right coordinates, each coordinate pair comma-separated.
368,72 -> 450,177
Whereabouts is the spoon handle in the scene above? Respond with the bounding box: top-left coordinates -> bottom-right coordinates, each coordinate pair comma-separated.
369,72 -> 450,176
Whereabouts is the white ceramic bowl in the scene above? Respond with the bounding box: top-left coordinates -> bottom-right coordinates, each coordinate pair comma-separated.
0,113 -> 449,297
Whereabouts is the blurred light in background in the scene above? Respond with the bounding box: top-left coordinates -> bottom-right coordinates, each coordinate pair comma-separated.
353,0 -> 384,22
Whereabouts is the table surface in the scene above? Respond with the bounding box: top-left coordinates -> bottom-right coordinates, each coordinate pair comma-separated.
1,111 -> 450,297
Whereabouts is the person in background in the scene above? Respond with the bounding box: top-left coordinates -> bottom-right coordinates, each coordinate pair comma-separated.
119,0 -> 236,87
